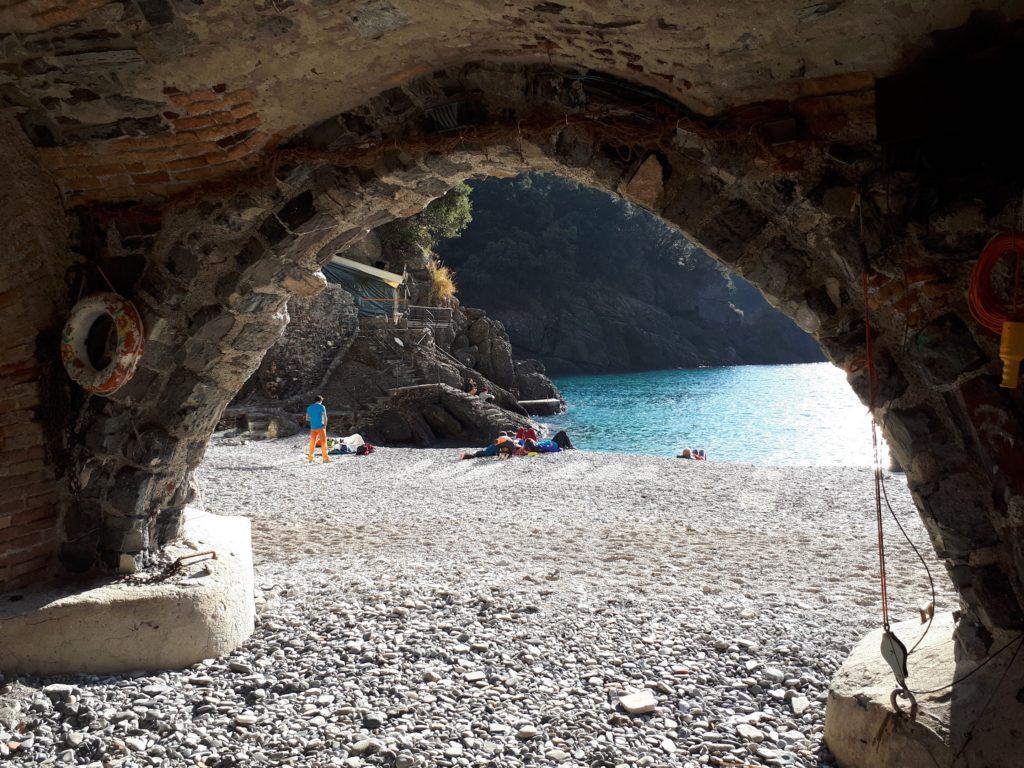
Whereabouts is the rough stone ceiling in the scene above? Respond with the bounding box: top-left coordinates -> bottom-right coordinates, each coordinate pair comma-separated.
1,0 -> 1020,204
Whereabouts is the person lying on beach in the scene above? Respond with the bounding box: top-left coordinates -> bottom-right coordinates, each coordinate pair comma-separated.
516,438 -> 544,456
677,448 -> 708,460
460,433 -> 514,461
495,433 -> 517,458
552,430 -> 574,450
459,443 -> 499,460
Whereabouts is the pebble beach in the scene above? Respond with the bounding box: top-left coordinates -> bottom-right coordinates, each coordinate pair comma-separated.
2,436 -> 953,767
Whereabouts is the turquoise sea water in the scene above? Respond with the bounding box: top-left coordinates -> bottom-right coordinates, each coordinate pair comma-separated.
543,362 -> 888,467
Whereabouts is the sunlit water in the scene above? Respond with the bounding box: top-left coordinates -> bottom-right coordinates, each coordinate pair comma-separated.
543,362 -> 889,466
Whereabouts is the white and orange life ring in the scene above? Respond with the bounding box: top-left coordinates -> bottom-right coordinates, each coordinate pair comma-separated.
60,292 -> 144,396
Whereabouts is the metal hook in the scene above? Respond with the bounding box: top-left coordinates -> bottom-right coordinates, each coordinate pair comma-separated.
890,686 -> 919,722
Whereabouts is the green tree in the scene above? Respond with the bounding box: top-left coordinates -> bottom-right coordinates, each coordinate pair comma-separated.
380,183 -> 473,250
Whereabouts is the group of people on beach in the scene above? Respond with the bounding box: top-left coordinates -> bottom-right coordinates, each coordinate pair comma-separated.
306,394 -> 696,464
304,394 -> 572,464
458,426 -> 573,461
677,447 -> 707,460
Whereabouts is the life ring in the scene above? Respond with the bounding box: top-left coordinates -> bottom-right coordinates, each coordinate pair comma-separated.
60,292 -> 144,396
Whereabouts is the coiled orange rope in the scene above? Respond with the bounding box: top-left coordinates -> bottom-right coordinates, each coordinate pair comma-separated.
968,233 -> 1024,334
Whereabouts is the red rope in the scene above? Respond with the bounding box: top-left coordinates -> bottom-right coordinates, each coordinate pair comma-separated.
862,270 -> 890,631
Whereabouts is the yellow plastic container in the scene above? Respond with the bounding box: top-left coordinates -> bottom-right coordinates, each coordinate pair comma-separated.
1000,320 -> 1024,388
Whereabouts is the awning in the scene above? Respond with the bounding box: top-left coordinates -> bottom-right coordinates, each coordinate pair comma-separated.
328,256 -> 404,287
323,256 -> 405,317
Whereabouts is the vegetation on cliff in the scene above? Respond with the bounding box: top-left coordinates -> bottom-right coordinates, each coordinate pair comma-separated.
379,182 -> 473,251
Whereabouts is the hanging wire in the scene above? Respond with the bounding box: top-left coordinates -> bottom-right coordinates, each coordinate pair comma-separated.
880,476 -> 936,654
859,191 -> 940,654
909,632 -> 1024,697
859,190 -> 892,634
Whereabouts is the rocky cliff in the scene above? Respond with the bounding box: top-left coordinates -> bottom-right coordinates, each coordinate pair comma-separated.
435,174 -> 824,374
233,227 -> 563,445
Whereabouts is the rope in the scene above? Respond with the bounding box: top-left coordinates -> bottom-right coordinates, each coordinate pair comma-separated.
862,270 -> 891,632
880,476 -> 936,655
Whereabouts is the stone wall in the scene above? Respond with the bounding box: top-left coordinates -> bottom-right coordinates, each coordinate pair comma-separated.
0,115 -> 72,593
240,283 -> 359,405
59,186 -> 336,572
0,0 -> 1000,208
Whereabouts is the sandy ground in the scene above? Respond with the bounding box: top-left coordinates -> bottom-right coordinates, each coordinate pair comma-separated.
198,435 -> 948,627
3,438 -> 955,768
183,436 -> 954,767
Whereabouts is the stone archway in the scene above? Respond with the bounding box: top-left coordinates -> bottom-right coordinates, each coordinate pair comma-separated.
51,60 -> 1023,654
1,4 -> 1023,762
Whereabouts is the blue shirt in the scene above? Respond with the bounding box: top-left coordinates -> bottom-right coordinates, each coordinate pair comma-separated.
306,403 -> 327,430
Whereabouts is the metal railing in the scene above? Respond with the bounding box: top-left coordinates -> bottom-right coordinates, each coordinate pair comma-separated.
405,305 -> 453,329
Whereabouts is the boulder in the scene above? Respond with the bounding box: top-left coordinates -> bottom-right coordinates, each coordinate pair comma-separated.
360,385 -> 531,445
514,358 -> 565,406
824,613 -> 1024,768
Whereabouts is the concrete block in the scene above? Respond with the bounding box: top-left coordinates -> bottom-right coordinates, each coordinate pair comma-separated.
0,508 -> 254,675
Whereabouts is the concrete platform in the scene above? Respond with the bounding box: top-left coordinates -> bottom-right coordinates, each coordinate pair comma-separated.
824,613 -> 1024,768
0,509 -> 254,675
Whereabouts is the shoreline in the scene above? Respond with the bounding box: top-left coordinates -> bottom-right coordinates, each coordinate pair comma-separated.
345,438 -> 894,472
541,363 -> 887,467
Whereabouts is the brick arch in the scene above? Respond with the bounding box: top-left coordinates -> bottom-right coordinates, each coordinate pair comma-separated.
62,61 -> 1022,649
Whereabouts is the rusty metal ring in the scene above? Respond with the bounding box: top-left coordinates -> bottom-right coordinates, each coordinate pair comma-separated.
891,687 -> 919,721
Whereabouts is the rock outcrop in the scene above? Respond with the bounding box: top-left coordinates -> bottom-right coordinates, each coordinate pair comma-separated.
238,283 -> 359,404
235,236 -> 562,445
359,384 -> 532,446
513,359 -> 561,401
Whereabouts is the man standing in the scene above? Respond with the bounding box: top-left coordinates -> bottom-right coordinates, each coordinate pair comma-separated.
306,395 -> 330,463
